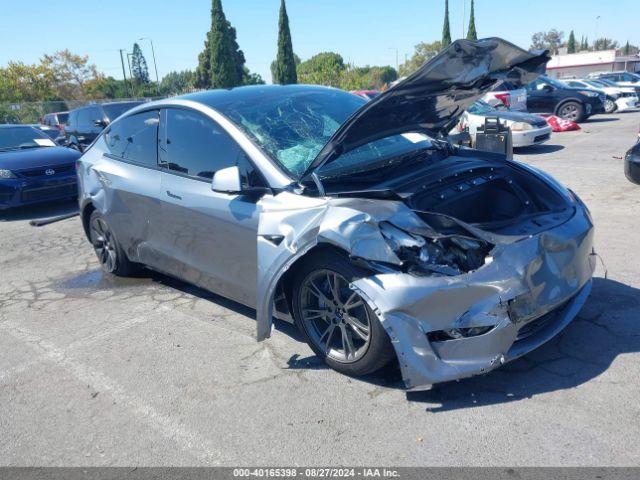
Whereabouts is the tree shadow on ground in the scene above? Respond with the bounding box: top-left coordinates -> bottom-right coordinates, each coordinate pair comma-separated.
406,277 -> 640,411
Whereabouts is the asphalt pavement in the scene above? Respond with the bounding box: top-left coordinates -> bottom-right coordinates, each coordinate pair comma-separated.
1,111 -> 639,466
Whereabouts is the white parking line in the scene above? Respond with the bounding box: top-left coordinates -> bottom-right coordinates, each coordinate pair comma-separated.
0,321 -> 224,464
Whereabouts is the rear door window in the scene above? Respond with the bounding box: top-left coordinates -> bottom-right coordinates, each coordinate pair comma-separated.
105,110 -> 160,167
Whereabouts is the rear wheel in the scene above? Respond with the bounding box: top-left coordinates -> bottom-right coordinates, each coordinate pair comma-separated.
89,210 -> 138,277
292,251 -> 395,376
557,101 -> 585,122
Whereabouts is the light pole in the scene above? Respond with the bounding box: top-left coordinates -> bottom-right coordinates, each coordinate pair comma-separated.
594,15 -> 601,50
118,49 -> 130,97
139,37 -> 160,96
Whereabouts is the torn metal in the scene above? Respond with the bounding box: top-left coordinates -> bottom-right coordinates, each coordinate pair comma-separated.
257,192 -> 595,390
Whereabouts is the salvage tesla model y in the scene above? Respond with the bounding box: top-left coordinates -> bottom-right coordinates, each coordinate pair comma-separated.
77,38 -> 596,390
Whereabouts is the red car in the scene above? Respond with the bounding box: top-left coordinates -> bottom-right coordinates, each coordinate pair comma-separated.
350,90 -> 380,101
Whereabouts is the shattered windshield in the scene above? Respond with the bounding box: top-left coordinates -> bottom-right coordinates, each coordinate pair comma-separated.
219,89 -> 366,178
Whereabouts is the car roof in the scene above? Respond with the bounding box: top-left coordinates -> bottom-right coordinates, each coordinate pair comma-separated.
0,124 -> 39,129
177,84 -> 343,110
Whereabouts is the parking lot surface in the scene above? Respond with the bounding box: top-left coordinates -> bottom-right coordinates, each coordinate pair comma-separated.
1,112 -> 639,466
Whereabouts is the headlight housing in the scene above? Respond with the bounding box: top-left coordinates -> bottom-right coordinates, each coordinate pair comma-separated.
510,121 -> 533,132
579,90 -> 599,98
0,169 -> 17,179
379,222 -> 492,277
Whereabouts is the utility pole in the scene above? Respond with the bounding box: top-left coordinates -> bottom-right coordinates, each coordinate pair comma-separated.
119,49 -> 130,97
139,37 -> 160,96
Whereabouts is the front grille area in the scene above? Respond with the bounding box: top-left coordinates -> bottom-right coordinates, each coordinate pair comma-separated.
21,182 -> 77,202
17,164 -> 75,178
514,295 -> 574,342
534,133 -> 551,143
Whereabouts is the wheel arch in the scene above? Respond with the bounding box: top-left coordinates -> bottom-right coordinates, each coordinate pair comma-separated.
275,243 -> 359,323
80,201 -> 96,241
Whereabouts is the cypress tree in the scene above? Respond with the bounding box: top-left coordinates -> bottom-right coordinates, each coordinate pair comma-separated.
273,0 -> 298,84
208,0 -> 240,88
567,31 -> 576,53
624,41 -> 631,55
227,22 -> 247,84
466,0 -> 477,41
195,38 -> 211,88
583,37 -> 589,50
442,0 -> 451,47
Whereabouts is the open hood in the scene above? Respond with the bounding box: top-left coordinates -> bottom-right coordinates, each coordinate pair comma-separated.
301,38 -> 549,180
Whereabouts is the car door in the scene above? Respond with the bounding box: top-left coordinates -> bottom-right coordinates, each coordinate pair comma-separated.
526,79 -> 555,114
95,109 -> 164,266
156,107 -> 264,307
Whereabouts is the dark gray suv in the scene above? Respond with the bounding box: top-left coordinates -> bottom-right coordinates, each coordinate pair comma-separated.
65,101 -> 143,151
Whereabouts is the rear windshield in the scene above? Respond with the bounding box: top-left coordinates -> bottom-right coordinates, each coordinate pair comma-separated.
0,127 -> 54,151
103,102 -> 143,121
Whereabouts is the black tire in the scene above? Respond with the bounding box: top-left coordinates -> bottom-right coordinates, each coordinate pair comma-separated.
88,210 -> 138,277
291,250 -> 395,376
557,101 -> 585,122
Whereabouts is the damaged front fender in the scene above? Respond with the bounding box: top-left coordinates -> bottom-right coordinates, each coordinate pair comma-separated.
256,192 -> 595,391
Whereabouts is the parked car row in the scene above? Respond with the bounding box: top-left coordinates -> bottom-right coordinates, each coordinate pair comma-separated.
0,101 -> 146,210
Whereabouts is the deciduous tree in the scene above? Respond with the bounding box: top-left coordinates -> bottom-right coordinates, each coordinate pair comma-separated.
399,41 -> 442,77
530,29 -> 564,54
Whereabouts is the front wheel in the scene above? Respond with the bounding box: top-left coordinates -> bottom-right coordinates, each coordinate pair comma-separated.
89,210 -> 138,277
604,97 -> 617,114
292,251 -> 395,376
557,101 -> 585,122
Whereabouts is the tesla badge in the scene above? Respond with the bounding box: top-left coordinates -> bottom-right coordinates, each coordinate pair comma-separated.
45,169 -> 55,176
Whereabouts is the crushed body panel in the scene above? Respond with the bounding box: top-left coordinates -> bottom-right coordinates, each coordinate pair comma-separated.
257,192 -> 595,390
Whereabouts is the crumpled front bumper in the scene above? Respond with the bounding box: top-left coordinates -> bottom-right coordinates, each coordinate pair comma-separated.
351,204 -> 596,391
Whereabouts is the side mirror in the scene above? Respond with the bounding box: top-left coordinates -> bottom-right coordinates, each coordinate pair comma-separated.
93,119 -> 108,128
212,165 -> 241,194
538,84 -> 553,92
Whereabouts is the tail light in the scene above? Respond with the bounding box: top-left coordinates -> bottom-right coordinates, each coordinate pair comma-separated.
495,92 -> 511,108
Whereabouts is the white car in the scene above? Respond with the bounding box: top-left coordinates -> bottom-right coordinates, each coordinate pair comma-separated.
587,71 -> 640,88
482,87 -> 527,112
456,100 -> 552,148
562,79 -> 638,113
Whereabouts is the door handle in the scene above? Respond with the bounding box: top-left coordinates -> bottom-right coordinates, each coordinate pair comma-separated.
166,190 -> 182,200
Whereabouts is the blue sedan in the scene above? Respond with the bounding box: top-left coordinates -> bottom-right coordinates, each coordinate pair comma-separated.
0,125 -> 81,210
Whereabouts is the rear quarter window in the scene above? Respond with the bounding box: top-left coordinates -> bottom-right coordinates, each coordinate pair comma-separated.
105,110 -> 159,168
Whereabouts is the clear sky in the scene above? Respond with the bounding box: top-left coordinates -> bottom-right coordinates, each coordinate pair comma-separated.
1,0 -> 639,84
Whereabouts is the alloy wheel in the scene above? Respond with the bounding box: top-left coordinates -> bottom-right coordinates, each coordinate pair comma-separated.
604,99 -> 615,113
559,104 -> 579,121
90,217 -> 117,272
299,269 -> 372,363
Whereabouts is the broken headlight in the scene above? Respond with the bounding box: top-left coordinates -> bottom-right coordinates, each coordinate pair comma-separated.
379,221 -> 492,276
